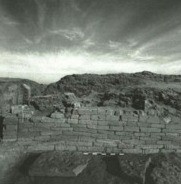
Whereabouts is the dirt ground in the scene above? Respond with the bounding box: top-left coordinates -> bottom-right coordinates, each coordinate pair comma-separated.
2,151 -> 181,184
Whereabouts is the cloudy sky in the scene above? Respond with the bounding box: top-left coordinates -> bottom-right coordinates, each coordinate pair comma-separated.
0,0 -> 181,83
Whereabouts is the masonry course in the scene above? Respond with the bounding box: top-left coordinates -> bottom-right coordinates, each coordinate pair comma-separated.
2,107 -> 181,154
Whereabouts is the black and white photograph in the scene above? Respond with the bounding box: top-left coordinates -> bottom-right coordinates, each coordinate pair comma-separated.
0,0 -> 181,183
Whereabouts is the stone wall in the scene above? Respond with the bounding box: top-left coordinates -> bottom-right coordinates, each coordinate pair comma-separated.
2,107 -> 181,154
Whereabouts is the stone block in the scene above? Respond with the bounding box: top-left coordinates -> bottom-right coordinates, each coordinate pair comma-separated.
63,131 -> 91,138
91,115 -> 105,121
5,124 -> 17,131
19,131 -> 40,138
122,139 -> 144,146
107,134 -> 121,140
78,108 -> 97,115
109,125 -> 123,131
171,116 -> 181,124
96,139 -> 118,147
107,121 -> 124,126
176,149 -> 181,153
97,130 -> 114,135
57,123 -> 71,128
115,132 -> 133,136
73,127 -> 97,134
140,127 -> 161,133
77,136 -> 95,142
97,125 -> 109,130
127,117 -> 139,122
97,108 -> 106,115
146,116 -> 160,124
139,136 -> 161,141
143,149 -> 160,154
18,129 -> 29,133
106,115 -> 120,121
3,134 -> 17,140
97,120 -> 108,126
40,130 -> 61,136
41,117 -> 53,123
91,133 -> 107,139
160,149 -> 176,153
150,124 -> 165,128
51,134 -> 79,142
122,149 -> 143,154
162,133 -> 179,141
71,124 -> 87,128
27,143 -> 55,152
33,135 -> 51,141
157,140 -> 172,145
144,140 -> 157,145
134,132 -> 148,137
51,112 -> 64,119
19,123 -> 34,129
137,122 -> 150,127
66,141 -> 93,147
141,145 -> 163,149
106,147 -> 121,153
59,127 -> 73,131
87,124 -> 97,129
4,118 -> 18,125
164,145 -> 180,149
139,115 -> 148,122
163,129 -> 181,133
71,115 -> 79,119
150,132 -> 165,137
124,126 -> 140,132
120,115 -> 129,121
114,109 -> 124,116
118,142 -> 134,149
55,144 -> 77,151
166,124 -> 181,130
79,120 -> 97,125
77,146 -> 104,152
105,109 -> 115,116
79,115 -> 91,120
31,116 -> 43,122
67,119 -> 79,124
72,109 -> 79,115
52,119 -> 66,124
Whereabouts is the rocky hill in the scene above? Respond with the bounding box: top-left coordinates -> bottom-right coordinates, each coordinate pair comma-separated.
0,71 -> 181,112
44,71 -> 181,111
45,71 -> 181,96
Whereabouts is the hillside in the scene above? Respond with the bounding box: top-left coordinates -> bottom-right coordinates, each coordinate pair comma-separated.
0,71 -> 181,112
44,71 -> 181,111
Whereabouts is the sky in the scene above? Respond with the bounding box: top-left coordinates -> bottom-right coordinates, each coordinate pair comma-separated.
0,0 -> 181,84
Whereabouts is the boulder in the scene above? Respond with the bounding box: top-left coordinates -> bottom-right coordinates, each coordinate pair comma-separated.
28,152 -> 90,177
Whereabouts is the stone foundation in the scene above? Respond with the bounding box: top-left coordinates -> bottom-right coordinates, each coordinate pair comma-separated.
2,107 -> 181,154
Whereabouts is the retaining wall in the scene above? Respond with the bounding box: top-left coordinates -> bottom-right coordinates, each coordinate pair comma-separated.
3,107 -> 181,154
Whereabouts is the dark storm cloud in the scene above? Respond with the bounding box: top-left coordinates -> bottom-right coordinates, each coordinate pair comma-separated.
0,0 -> 181,52
0,0 -> 181,83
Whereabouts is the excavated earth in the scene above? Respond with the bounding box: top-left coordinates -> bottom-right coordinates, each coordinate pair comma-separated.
1,151 -> 181,184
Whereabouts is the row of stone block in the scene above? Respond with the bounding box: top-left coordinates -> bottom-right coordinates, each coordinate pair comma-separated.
25,140 -> 181,154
